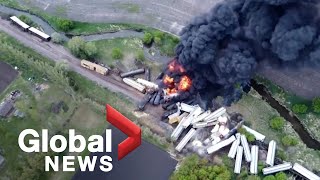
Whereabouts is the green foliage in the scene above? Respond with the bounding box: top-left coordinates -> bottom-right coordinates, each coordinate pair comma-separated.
258,161 -> 265,174
247,175 -> 261,180
84,42 -> 98,59
281,135 -> 298,147
312,97 -> 320,113
275,172 -> 287,180
269,117 -> 285,130
292,104 -> 308,114
238,127 -> 256,143
56,18 -> 74,31
171,155 -> 232,180
136,50 -> 145,62
263,175 -> 276,180
67,37 -> 97,59
154,36 -> 162,46
143,32 -> 153,45
276,149 -> 287,160
111,48 -> 123,59
51,32 -> 64,44
18,15 -> 37,27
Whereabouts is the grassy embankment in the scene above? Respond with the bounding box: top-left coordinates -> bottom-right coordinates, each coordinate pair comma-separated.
0,0 -> 179,56
228,90 -> 320,171
256,76 -> 320,141
0,31 -> 169,179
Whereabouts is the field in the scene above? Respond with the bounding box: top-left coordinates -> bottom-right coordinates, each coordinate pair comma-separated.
228,90 -> 320,171
93,38 -> 144,66
256,76 -> 320,141
0,62 -> 18,94
0,30 -> 169,179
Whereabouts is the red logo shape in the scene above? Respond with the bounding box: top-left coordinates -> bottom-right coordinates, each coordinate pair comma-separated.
106,104 -> 141,160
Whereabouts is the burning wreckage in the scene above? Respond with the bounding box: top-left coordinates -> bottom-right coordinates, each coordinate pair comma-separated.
119,0 -> 320,178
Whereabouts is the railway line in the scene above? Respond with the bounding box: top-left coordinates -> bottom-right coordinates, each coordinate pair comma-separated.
0,17 -> 144,102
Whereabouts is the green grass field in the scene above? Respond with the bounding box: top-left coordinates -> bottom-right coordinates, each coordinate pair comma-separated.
256,76 -> 320,140
92,38 -> 143,65
228,90 -> 320,171
0,31 -> 169,179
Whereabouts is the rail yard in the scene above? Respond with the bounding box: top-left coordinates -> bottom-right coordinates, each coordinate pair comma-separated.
0,1 -> 320,180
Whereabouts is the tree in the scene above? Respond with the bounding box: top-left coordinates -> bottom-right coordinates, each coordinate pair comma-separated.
270,117 -> 285,130
154,36 -> 162,46
111,48 -> 123,59
171,155 -> 232,180
56,18 -> 74,32
136,50 -> 145,62
83,42 -> 97,59
275,172 -> 287,180
51,32 -> 64,44
281,135 -> 298,147
292,104 -> 308,114
263,175 -> 276,180
68,37 -> 86,58
143,32 -> 153,45
312,97 -> 320,113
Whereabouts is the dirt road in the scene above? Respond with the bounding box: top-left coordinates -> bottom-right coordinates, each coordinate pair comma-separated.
0,18 -> 144,102
17,0 -> 222,35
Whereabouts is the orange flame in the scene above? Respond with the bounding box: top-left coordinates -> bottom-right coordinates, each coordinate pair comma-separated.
178,76 -> 192,91
168,60 -> 185,73
163,75 -> 174,85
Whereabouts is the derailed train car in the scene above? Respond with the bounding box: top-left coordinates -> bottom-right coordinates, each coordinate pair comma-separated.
80,60 -> 109,76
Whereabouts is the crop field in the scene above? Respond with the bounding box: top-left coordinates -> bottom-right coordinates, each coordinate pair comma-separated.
228,90 -> 320,171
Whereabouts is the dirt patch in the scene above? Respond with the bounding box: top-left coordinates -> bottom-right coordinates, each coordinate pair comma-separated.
0,61 -> 18,94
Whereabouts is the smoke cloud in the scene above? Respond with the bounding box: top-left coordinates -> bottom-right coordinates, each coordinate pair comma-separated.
172,0 -> 320,108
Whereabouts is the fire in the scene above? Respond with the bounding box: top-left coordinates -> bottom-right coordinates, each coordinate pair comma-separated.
168,60 -> 185,73
163,59 -> 192,96
165,88 -> 178,94
163,75 -> 174,85
178,76 -> 192,91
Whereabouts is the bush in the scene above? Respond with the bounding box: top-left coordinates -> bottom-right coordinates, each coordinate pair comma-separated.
83,42 -> 97,59
275,172 -> 287,180
68,36 -> 86,58
111,48 -> 123,59
154,36 -> 162,46
56,18 -> 74,32
269,117 -> 285,130
136,51 -> 145,62
276,149 -> 287,160
312,97 -> 320,113
19,15 -> 37,27
51,32 -> 64,44
171,155 -> 232,180
292,104 -> 308,114
263,175 -> 276,180
238,127 -> 256,143
281,135 -> 298,147
143,32 -> 153,45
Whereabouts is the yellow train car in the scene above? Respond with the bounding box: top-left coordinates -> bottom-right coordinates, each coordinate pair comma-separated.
80,60 -> 108,76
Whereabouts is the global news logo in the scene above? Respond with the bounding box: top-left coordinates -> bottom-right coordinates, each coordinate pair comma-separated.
17,105 -> 141,172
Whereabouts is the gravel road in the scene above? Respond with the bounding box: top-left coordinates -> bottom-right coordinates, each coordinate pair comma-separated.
17,0 -> 222,35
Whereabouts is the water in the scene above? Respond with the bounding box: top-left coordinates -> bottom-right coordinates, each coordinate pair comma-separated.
251,80 -> 320,150
73,126 -> 177,180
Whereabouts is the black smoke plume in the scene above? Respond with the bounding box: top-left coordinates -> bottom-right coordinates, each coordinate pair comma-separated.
170,0 -> 320,108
